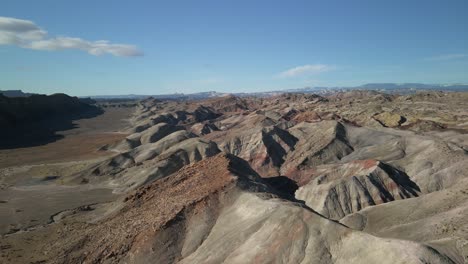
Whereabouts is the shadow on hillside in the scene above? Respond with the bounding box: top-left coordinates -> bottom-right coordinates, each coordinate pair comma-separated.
0,107 -> 104,149
262,176 -> 300,201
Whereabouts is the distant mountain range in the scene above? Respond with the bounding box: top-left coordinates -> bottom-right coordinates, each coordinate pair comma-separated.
2,83 -> 468,100
86,83 -> 468,100
88,91 -> 228,100
358,83 -> 468,91
266,83 -> 468,95
0,90 -> 35,98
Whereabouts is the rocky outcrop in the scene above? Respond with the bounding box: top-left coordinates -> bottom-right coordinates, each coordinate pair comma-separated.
190,122 -> 219,135
90,152 -> 136,176
281,120 -> 354,181
340,184 -> 468,263
280,93 -> 328,103
208,114 -> 298,176
130,130 -> 197,163
128,113 -> 178,133
3,90 -> 468,264
201,95 -> 249,113
26,154 -> 453,264
295,160 -> 421,220
109,123 -> 184,152
83,135 -> 220,190
139,123 -> 184,145
373,112 -> 406,127
191,105 -> 221,122
291,110 -> 322,123
341,123 -> 468,193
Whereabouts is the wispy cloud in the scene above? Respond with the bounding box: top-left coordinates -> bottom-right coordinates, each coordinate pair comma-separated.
0,16 -> 143,57
278,64 -> 333,78
425,54 -> 467,61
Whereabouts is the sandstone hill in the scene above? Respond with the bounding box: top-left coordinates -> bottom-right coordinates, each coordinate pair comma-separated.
1,90 -> 468,263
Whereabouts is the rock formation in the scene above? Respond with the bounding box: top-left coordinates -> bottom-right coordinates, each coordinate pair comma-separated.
2,91 -> 468,263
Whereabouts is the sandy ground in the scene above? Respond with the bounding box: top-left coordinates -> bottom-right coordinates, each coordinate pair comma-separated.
0,185 -> 117,234
0,106 -> 133,235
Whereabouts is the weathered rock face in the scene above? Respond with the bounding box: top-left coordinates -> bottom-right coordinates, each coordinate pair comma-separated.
373,112 -> 406,127
279,93 -> 328,104
190,122 -> 219,135
79,120 -> 220,190
340,182 -> 468,263
341,124 -> 468,193
136,138 -> 221,184
201,95 -> 250,113
130,130 -> 197,163
110,122 -> 184,152
401,119 -> 446,132
128,100 -> 222,136
214,126 -> 298,177
210,118 -> 357,180
290,110 -> 322,123
191,105 -> 221,122
139,123 -> 184,145
128,113 -> 178,133
206,113 -> 298,176
85,137 -> 221,191
90,152 -> 135,176
295,160 -> 421,220
281,120 -> 354,181
110,137 -> 141,152
25,154 -> 453,264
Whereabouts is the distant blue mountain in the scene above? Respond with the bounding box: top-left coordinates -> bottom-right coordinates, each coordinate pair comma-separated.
357,83 -> 468,91
8,83 -> 468,101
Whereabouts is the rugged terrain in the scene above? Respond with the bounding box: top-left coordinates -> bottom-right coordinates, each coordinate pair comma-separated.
1,90 -> 468,263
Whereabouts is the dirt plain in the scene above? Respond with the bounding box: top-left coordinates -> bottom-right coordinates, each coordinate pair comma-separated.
0,106 -> 134,246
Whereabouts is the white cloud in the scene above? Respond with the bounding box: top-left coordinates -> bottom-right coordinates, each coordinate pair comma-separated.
0,17 -> 46,45
0,16 -> 142,57
425,54 -> 467,61
25,37 -> 142,57
278,64 -> 333,78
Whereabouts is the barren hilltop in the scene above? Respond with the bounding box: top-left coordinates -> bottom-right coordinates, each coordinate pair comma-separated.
1,90 -> 468,263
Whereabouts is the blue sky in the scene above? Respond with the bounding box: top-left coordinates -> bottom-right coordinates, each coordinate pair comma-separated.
1,0 -> 468,96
